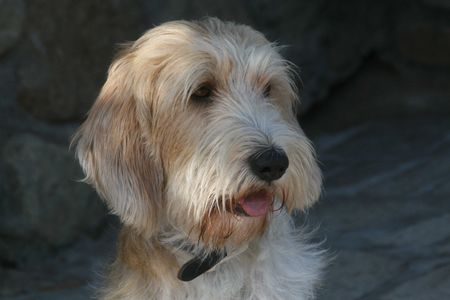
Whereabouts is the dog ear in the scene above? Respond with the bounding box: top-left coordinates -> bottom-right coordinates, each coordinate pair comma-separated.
73,52 -> 163,237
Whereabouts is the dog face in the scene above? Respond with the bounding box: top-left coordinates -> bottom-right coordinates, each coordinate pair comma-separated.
74,18 -> 322,249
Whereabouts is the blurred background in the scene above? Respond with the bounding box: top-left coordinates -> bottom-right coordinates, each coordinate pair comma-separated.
1,0 -> 449,299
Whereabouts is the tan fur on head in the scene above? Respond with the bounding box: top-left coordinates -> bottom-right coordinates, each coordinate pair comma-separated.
72,52 -> 164,237
74,17 -> 322,244
73,18 -> 324,299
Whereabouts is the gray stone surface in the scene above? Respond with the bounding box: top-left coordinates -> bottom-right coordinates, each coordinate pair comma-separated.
0,230 -> 115,299
306,117 -> 450,299
6,286 -> 91,300
16,0 -> 146,121
303,59 -> 450,131
396,22 -> 450,66
318,251 -> 402,300
379,266 -> 450,300
0,134 -> 106,261
6,1 -> 450,122
0,0 -> 25,56
423,0 -> 450,9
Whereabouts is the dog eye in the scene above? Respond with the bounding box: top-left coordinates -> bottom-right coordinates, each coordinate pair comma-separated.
191,85 -> 213,103
263,84 -> 271,97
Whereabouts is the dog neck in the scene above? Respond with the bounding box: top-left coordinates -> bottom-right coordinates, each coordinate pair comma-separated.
159,231 -> 249,282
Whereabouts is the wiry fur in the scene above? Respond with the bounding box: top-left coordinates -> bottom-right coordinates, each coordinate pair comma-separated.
73,18 -> 324,299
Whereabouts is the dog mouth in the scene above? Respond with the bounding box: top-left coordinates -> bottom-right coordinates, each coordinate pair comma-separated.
232,190 -> 273,217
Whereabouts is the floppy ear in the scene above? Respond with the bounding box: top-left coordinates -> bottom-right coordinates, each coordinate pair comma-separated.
73,52 -> 163,237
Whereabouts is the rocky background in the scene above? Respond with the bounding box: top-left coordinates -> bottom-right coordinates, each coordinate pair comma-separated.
1,0 -> 449,299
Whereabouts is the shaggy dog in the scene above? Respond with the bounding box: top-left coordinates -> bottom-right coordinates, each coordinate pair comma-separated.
73,18 -> 324,299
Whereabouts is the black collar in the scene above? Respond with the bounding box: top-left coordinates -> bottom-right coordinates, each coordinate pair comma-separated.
177,249 -> 227,281
160,233 -> 228,281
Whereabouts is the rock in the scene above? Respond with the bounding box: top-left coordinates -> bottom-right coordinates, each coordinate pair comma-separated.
0,58 -> 18,112
0,229 -> 116,297
308,118 -> 450,236
11,1 -> 450,121
0,0 -> 25,56
0,134 -> 106,257
306,117 -> 450,299
10,286 -> 91,300
301,58 -> 450,133
17,0 -> 146,121
319,251 -> 402,300
397,23 -> 450,66
369,214 -> 450,252
422,0 -> 450,9
15,0 -> 449,120
379,266 -> 450,300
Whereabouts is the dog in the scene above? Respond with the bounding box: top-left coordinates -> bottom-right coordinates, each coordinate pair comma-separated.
73,18 -> 324,300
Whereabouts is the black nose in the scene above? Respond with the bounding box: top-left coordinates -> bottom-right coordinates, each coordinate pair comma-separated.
248,147 -> 289,182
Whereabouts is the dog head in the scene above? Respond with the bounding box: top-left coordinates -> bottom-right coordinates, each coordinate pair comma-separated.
74,18 -> 322,249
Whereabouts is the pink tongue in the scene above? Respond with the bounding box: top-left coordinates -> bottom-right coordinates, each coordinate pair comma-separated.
239,191 -> 272,217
